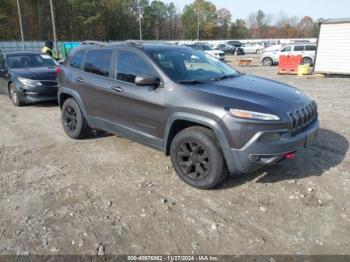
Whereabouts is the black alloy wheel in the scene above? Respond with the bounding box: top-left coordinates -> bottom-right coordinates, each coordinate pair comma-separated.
63,105 -> 78,132
170,126 -> 227,189
61,98 -> 91,139
176,141 -> 210,180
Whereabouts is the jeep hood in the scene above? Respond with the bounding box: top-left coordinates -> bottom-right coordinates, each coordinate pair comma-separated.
193,74 -> 313,114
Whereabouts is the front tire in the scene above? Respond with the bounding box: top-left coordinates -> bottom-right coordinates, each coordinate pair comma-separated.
170,126 -> 227,189
61,98 -> 90,139
9,83 -> 24,106
262,57 -> 273,66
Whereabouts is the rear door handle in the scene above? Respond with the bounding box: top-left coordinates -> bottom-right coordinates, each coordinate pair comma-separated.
111,86 -> 123,92
75,77 -> 84,83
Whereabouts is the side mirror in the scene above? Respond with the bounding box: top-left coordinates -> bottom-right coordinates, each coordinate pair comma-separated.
135,75 -> 160,87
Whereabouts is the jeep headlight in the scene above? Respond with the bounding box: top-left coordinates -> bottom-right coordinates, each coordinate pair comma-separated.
18,77 -> 42,87
229,108 -> 280,121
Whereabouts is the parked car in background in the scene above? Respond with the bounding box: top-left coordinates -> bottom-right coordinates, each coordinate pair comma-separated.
227,40 -> 242,48
58,41 -> 319,189
261,44 -> 316,66
215,43 -> 235,54
241,43 -> 264,54
0,51 -> 59,106
261,45 -> 283,66
186,43 -> 225,61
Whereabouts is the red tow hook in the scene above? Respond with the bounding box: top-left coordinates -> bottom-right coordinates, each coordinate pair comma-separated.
285,152 -> 295,160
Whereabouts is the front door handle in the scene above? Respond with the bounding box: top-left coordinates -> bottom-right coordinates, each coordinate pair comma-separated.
75,77 -> 84,83
111,86 -> 123,92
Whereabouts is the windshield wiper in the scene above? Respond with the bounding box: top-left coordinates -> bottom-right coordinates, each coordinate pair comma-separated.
177,79 -> 208,85
211,74 -> 240,82
177,74 -> 241,85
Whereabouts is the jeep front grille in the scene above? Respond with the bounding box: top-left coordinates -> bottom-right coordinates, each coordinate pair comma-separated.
288,101 -> 317,132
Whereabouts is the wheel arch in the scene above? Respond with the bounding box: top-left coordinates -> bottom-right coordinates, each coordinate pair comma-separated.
164,113 -> 235,173
302,56 -> 313,64
7,81 -> 13,96
262,56 -> 273,65
58,87 -> 89,121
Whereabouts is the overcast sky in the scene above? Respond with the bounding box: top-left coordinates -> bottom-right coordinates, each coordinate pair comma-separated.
163,0 -> 349,20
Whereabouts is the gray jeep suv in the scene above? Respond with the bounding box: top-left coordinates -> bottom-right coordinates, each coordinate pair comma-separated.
58,41 -> 318,189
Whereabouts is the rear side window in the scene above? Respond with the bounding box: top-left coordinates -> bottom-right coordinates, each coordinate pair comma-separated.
69,50 -> 85,69
116,50 -> 155,83
84,49 -> 113,77
293,45 -> 305,51
306,45 -> 316,51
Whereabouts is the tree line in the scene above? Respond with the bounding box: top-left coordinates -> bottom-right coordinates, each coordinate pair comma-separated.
0,0 -> 320,41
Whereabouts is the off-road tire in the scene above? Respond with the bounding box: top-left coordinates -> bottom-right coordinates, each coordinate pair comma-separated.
170,126 -> 227,189
61,98 -> 91,139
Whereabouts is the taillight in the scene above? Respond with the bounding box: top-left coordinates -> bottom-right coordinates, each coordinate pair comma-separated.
55,67 -> 62,74
285,153 -> 295,160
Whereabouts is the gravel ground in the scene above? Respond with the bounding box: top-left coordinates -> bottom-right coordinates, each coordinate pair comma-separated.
0,55 -> 349,255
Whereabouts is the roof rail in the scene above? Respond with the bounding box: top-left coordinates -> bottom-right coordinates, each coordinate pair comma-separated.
126,40 -> 143,48
81,40 -> 108,46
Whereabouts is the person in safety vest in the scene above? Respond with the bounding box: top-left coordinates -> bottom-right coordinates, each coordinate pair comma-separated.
42,40 -> 54,57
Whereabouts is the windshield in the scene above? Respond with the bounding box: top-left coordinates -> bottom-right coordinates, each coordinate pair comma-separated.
201,45 -> 213,51
7,54 -> 58,69
147,48 -> 239,83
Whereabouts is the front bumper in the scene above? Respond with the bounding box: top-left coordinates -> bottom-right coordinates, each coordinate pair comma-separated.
18,85 -> 58,103
227,120 -> 319,174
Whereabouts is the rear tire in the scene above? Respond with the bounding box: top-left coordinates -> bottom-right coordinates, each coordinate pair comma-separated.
301,57 -> 312,65
9,83 -> 24,106
170,126 -> 227,189
61,98 -> 91,139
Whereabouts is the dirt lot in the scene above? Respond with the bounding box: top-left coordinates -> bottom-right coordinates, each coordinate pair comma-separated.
0,55 -> 350,255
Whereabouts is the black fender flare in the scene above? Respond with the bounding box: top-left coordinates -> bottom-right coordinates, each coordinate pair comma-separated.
58,87 -> 89,124
164,112 -> 236,173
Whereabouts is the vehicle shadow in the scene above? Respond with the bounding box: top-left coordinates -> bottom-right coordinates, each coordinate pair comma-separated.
82,129 -> 114,140
29,101 -> 59,107
217,128 -> 349,189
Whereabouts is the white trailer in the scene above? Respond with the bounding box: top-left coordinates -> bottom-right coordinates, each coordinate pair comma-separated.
314,18 -> 350,75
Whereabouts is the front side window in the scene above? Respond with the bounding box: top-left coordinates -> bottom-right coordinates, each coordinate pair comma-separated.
6,54 -> 58,69
195,45 -> 204,51
116,50 -> 155,83
147,48 -> 239,83
69,50 -> 85,69
201,45 -> 213,51
84,49 -> 113,77
280,46 -> 292,52
293,45 -> 305,51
